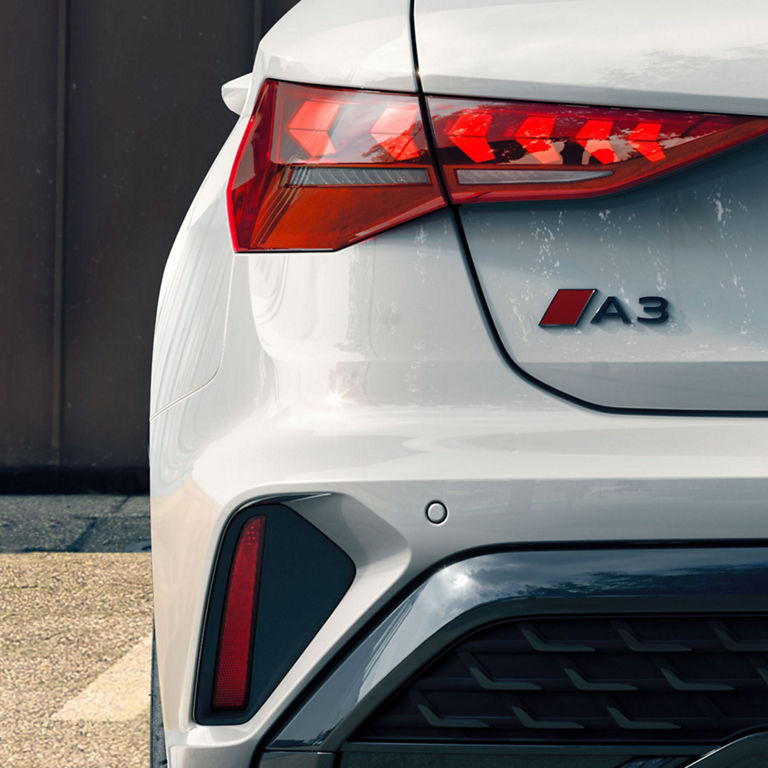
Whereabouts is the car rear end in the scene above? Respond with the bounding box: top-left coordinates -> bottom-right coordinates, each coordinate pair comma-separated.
149,1 -> 768,766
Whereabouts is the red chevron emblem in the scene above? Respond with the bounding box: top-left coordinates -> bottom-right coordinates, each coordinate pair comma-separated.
539,289 -> 597,326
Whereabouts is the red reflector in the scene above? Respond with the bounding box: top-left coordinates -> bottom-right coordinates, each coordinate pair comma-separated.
212,516 -> 266,710
228,80 -> 445,251
428,97 -> 768,203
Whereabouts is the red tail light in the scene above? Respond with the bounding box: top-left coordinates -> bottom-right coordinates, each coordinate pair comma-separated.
228,80 -> 768,251
228,80 -> 445,251
428,97 -> 768,203
212,516 -> 266,710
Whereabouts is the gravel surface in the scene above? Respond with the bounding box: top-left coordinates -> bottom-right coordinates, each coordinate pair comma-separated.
0,552 -> 153,768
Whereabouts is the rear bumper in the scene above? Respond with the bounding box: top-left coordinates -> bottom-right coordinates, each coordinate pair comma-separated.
150,210 -> 768,768
151,396 -> 768,767
163,544 -> 768,768
271,546 -> 768,752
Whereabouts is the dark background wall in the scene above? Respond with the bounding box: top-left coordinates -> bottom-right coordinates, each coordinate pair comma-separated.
0,0 -> 299,490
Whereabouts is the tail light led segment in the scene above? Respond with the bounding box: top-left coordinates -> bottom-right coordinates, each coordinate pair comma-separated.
428,97 -> 768,203
212,515 -> 266,710
229,80 -> 768,251
228,80 -> 445,251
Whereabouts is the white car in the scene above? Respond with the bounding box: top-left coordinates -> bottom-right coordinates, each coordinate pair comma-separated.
149,1 -> 768,767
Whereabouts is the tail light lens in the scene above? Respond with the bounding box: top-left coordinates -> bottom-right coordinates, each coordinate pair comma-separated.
228,80 -> 445,251
428,97 -> 768,203
212,515 -> 266,710
228,80 -> 768,251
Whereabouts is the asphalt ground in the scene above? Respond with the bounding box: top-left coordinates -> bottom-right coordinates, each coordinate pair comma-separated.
0,496 -> 152,768
0,495 -> 151,554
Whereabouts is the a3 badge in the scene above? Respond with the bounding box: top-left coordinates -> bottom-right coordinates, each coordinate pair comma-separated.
540,289 -> 669,327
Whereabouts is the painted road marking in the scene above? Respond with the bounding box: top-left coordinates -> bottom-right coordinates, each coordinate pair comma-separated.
53,633 -> 152,722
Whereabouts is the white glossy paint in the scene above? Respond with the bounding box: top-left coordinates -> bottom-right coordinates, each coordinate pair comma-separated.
257,0 -> 416,92
460,136 -> 768,410
221,73 -> 251,115
149,130 -> 239,417
150,1 -> 768,766
152,209 -> 768,766
415,0 -> 768,115
152,0 -> 418,417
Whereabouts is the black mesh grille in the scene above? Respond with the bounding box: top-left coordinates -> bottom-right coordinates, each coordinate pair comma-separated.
355,614 -> 768,745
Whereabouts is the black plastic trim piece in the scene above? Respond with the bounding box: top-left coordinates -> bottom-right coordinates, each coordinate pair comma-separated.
251,538 -> 768,768
338,748 -> 694,768
196,502 -> 355,725
268,546 -> 768,750
341,743 -> 700,756
355,613 -> 768,744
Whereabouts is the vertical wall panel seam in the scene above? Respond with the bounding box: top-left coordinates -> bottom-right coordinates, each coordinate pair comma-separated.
52,0 -> 69,465
253,0 -> 264,58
